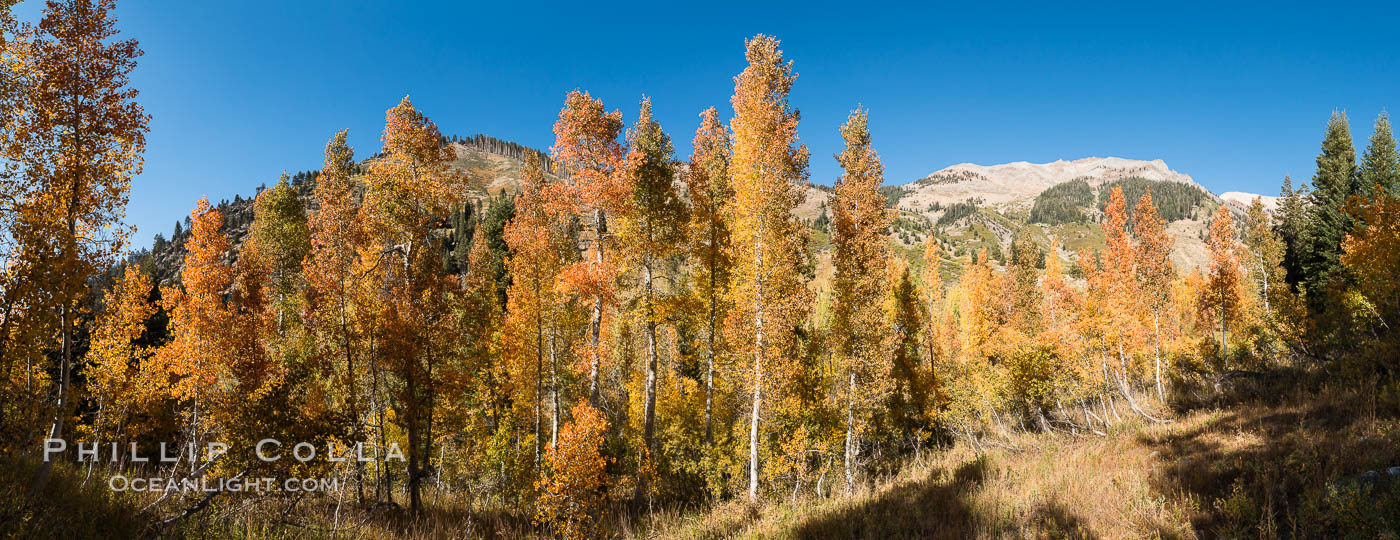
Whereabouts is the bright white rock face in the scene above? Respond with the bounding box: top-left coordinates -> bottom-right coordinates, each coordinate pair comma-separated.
899,157 -> 1206,213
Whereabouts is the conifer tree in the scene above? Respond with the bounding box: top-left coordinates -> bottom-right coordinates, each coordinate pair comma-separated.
1275,175 -> 1310,287
726,35 -> 813,502
1303,112 -> 1359,305
1360,111 -> 1400,199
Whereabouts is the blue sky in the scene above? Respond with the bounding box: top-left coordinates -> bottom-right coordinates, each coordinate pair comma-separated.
12,1 -> 1400,249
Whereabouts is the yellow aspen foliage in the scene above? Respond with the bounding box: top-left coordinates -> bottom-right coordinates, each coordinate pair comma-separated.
685,106 -> 734,444
1341,190 -> 1400,370
725,34 -> 815,502
86,266 -> 157,439
617,97 -> 687,456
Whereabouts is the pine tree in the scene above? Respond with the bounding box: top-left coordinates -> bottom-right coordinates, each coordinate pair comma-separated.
1302,111 -> 1359,306
726,35 -> 813,502
1360,111 -> 1399,199
1275,175 -> 1310,287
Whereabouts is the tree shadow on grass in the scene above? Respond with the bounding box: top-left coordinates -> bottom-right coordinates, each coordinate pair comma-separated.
790,457 -> 1097,539
1138,386 -> 1400,538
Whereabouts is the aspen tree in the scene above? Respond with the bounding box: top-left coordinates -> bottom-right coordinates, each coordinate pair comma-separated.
685,107 -> 733,443
828,108 -> 891,494
549,91 -> 627,404
726,35 -> 813,502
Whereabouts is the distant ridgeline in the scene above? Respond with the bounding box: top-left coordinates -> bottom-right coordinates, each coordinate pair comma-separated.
134,133 -> 541,285
1028,177 -> 1212,225
449,133 -> 555,174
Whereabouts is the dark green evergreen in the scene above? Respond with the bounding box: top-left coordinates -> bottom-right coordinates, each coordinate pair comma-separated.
478,190 -> 516,308
1302,111 -> 1359,306
1360,111 -> 1400,199
1028,179 -> 1093,224
1274,175 -> 1310,287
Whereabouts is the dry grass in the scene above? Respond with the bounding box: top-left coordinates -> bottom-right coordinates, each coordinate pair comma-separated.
634,379 -> 1400,539
638,421 -> 1194,539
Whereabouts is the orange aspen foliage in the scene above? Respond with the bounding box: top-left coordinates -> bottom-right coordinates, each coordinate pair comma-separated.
1131,190 -> 1175,401
548,90 -> 628,403
503,154 -> 567,467
828,108 -> 892,494
304,130 -> 367,437
725,35 -> 814,502
158,199 -> 235,436
1087,187 -> 1143,394
1198,204 -> 1247,367
361,96 -> 464,513
536,403 -> 611,539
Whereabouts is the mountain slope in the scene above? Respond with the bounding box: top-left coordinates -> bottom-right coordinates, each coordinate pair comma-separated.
901,157 -> 1206,212
879,157 -> 1221,272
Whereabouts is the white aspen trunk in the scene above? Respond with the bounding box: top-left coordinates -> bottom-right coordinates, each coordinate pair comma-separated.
1153,311 -> 1164,403
643,260 -> 658,453
550,333 -> 558,449
705,257 -> 717,443
843,370 -> 856,496
588,208 -> 605,403
748,225 -> 766,504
